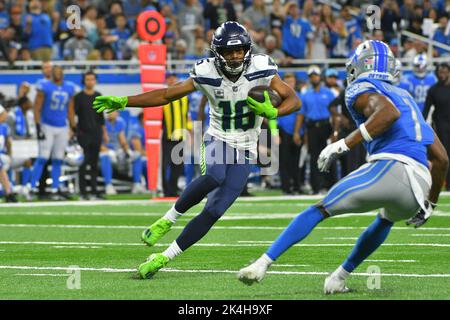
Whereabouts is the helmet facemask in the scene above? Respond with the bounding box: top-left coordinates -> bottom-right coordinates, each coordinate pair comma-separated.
212,44 -> 252,76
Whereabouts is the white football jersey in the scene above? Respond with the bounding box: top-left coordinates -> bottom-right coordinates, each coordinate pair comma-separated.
190,54 -> 278,154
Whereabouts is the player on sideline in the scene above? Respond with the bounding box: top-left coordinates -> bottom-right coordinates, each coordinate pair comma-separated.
29,65 -> 76,200
92,21 -> 301,279
398,53 -> 436,112
237,40 -> 449,293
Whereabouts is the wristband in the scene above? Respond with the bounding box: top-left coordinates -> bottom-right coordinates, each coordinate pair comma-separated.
359,123 -> 373,142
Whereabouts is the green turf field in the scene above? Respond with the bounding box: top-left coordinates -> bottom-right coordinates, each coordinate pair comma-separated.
0,195 -> 449,300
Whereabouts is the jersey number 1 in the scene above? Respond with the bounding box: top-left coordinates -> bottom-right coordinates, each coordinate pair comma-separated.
218,100 -> 256,131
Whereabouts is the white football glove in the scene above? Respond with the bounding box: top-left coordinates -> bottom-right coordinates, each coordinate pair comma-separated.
318,139 -> 350,172
406,200 -> 436,228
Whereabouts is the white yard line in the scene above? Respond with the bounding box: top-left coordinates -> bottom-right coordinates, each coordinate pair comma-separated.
323,237 -> 359,240
14,273 -> 68,277
365,259 -> 417,263
0,240 -> 449,248
0,223 -> 449,232
1,265 -> 449,278
1,192 -> 449,208
411,234 -> 450,237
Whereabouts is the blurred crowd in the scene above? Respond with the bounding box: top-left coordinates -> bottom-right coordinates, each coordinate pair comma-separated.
0,0 -> 450,66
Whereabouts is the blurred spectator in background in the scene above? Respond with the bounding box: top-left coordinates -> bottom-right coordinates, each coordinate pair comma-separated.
204,0 -> 236,30
71,71 -> 106,200
105,1 -> 124,30
282,1 -> 313,61
82,5 -> 99,45
178,0 -> 204,57
310,10 -> 330,60
100,111 -> 132,195
340,5 -> 363,50
294,65 -> 336,194
111,14 -> 132,60
128,112 -> 147,194
262,34 -> 286,64
269,0 -> 284,48
329,17 -> 351,59
432,14 -> 450,57
240,0 -> 270,33
0,26 -> 19,65
9,5 -> 27,45
185,36 -> 208,60
320,4 -> 335,30
63,27 -> 93,61
0,0 -> 8,29
24,0 -> 53,62
381,0 -> 401,43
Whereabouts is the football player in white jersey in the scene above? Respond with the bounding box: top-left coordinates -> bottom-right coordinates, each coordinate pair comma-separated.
93,21 -> 301,279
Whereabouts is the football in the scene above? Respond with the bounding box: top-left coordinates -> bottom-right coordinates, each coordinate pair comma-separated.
248,85 -> 282,108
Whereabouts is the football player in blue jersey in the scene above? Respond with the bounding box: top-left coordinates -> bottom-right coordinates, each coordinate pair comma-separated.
0,104 -> 18,202
29,65 -> 76,200
92,21 -> 301,279
238,40 -> 449,294
398,54 -> 437,112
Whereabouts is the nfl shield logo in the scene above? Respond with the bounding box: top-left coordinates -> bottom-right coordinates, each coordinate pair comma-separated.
364,57 -> 374,70
232,86 -> 238,92
214,89 -> 224,98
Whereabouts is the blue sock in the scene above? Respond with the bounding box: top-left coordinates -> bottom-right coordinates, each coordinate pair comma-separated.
30,157 -> 47,189
266,206 -> 324,261
342,215 -> 393,272
21,167 -> 31,186
8,170 -> 14,187
51,159 -> 63,189
100,154 -> 112,185
132,158 -> 142,183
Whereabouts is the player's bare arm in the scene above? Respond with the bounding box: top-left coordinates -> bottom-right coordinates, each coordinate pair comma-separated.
33,90 -> 44,125
68,96 -> 76,130
93,78 -> 197,113
293,113 -> 305,145
427,132 -> 449,204
344,92 -> 400,149
269,74 -> 301,117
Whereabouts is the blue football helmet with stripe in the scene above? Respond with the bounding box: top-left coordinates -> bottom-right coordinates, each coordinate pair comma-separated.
211,21 -> 252,76
346,40 -> 397,85
412,53 -> 428,78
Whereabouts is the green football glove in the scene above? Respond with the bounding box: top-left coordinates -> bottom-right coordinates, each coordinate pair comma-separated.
247,91 -> 278,119
93,96 -> 128,113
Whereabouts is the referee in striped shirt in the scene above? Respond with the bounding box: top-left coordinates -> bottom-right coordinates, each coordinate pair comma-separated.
162,73 -> 191,197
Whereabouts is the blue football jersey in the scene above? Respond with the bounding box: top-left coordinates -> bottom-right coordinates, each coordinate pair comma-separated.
105,116 -> 126,150
345,78 -> 435,167
37,79 -> 75,127
398,73 -> 437,112
0,123 -> 10,154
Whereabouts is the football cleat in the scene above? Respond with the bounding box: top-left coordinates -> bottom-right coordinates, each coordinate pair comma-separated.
141,217 -> 173,247
324,274 -> 351,294
237,261 -> 268,286
138,253 -> 169,279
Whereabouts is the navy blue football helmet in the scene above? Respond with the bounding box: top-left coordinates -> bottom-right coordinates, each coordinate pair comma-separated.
211,21 -> 252,76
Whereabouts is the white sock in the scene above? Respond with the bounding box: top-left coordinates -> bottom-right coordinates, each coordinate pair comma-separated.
255,253 -> 273,268
164,205 -> 183,223
333,265 -> 350,280
163,241 -> 183,260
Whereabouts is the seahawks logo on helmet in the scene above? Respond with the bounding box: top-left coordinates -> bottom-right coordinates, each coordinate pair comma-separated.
210,21 -> 253,76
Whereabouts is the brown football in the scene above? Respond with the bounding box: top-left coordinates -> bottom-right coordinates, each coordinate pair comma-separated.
248,85 -> 282,108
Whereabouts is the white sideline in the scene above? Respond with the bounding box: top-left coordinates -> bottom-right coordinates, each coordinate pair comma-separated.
1,192 -> 449,208
1,265 -> 449,278
0,240 -> 450,248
